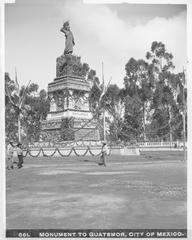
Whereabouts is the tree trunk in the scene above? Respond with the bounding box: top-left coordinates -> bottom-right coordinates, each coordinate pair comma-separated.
168,105 -> 173,144
182,84 -> 186,161
183,112 -> 186,161
143,102 -> 146,141
103,108 -> 106,141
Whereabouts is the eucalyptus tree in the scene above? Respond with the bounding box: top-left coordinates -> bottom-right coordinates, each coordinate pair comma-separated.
123,58 -> 153,141
145,41 -> 181,141
103,84 -> 125,142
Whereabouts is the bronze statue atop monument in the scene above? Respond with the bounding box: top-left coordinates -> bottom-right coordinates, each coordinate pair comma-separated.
56,21 -> 88,78
60,21 -> 75,55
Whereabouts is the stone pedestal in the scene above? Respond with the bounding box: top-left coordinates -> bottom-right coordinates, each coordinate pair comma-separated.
41,54 -> 100,142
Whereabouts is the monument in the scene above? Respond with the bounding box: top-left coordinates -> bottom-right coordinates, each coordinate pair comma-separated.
41,21 -> 100,142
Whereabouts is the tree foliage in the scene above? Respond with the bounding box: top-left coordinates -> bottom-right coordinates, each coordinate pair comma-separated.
123,58 -> 153,140
104,84 -> 124,142
5,73 -> 50,143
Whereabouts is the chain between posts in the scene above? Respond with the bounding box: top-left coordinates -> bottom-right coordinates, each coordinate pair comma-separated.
22,146 -> 102,158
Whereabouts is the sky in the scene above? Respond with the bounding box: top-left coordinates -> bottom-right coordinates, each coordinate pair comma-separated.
5,0 -> 187,90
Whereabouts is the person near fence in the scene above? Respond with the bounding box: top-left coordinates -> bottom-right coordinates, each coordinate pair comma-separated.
6,141 -> 14,170
16,143 -> 24,169
98,142 -> 109,167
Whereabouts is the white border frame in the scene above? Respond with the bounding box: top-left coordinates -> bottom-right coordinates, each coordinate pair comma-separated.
1,0 -> 191,239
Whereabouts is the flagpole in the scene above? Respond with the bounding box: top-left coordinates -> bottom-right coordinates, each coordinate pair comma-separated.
18,112 -> 21,142
102,62 -> 106,141
14,68 -> 21,142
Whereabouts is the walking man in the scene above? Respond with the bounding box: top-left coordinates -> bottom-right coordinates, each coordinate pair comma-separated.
99,142 -> 109,167
16,143 -> 23,169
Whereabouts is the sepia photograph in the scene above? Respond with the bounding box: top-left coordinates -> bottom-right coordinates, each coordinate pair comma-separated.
1,0 -> 191,238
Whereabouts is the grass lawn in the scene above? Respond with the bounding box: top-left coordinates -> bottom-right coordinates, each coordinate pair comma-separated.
6,151 -> 187,229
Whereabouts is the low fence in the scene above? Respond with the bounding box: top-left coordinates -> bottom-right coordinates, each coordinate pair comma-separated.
140,147 -> 184,152
12,141 -> 185,158
22,146 -> 102,158
12,145 -> 140,158
28,141 -> 185,149
138,141 -> 184,148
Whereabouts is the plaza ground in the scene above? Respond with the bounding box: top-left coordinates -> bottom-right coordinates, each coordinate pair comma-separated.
6,151 -> 187,229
